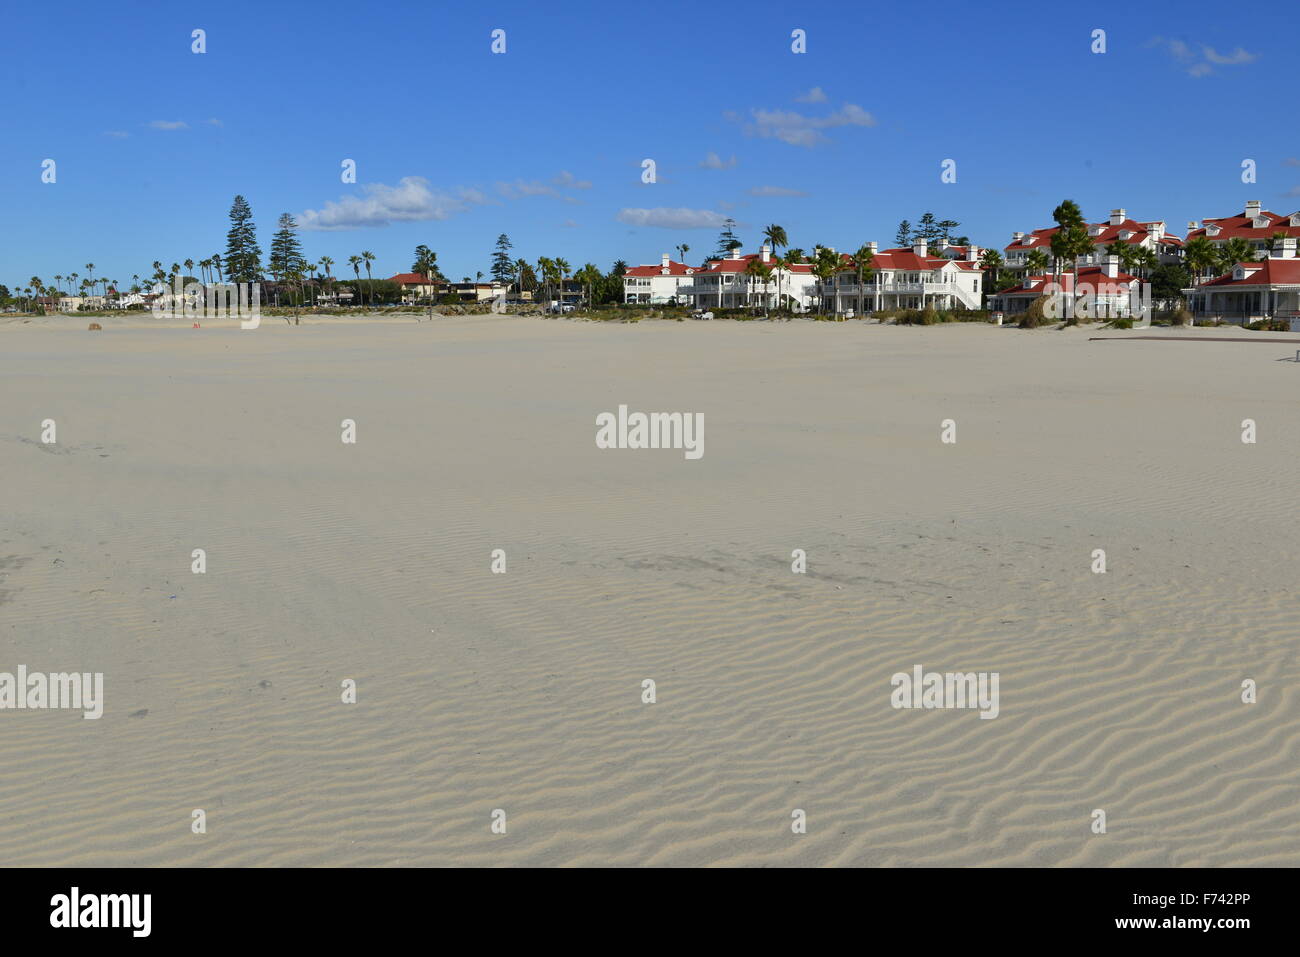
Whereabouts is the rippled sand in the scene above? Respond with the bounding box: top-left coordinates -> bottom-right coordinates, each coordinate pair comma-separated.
1,316 -> 1296,866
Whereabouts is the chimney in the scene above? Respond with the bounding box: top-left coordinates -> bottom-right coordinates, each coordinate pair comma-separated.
1245,200 -> 1261,218
1109,209 -> 1126,226
1012,231 -> 1024,242
1148,222 -> 1165,240
867,241 -> 878,255
912,239 -> 928,258
966,246 -> 980,262
1187,221 -> 1198,231
760,243 -> 771,263
1102,254 -> 1120,278
661,253 -> 670,274
729,247 -> 741,260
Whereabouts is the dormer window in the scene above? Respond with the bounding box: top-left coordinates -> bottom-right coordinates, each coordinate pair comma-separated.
1118,230 -> 1133,240
1206,224 -> 1221,237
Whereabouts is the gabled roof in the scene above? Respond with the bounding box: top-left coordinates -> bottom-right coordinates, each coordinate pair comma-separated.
624,260 -> 696,277
700,253 -> 812,273
1005,217 -> 1179,253
390,272 -> 436,284
1197,259 -> 1300,287
1188,209 -> 1300,242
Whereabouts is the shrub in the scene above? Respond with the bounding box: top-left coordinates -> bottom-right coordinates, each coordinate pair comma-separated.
1019,295 -> 1049,328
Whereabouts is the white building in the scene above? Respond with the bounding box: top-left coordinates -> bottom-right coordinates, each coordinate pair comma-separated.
1186,201 -> 1300,257
1004,209 -> 1183,270
1183,238 -> 1300,324
820,241 -> 985,313
623,255 -> 699,304
682,245 -> 818,311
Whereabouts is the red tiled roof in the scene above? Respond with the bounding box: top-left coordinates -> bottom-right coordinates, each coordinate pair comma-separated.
701,254 -> 812,273
1005,218 -> 1179,252
625,260 -> 696,277
1188,209 -> 1300,243
390,272 -> 436,284
1197,259 -> 1300,287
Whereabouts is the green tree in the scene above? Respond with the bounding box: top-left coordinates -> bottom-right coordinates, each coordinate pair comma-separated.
361,251 -> 376,308
713,218 -> 742,258
223,196 -> 262,284
490,234 -> 514,284
268,213 -> 304,304
895,221 -> 912,248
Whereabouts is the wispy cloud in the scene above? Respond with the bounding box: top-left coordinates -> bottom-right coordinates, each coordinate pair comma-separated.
497,171 -> 590,201
561,218 -> 579,228
616,207 -> 730,229
699,151 -> 737,170
148,120 -> 188,130
204,118 -> 223,127
552,170 -> 591,189
1283,158 -> 1300,168
103,130 -> 129,139
296,176 -> 487,230
1149,37 -> 1259,77
749,185 -> 807,197
730,103 -> 876,147
794,86 -> 827,103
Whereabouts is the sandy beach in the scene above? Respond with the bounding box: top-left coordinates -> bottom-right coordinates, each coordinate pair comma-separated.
2,315 -> 1297,866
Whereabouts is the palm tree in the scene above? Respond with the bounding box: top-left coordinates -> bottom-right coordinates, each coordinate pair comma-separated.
1183,237 -> 1215,285
1025,249 -> 1049,276
812,248 -> 840,315
84,264 -> 95,298
513,258 -> 529,296
852,243 -> 875,315
212,253 -> 224,283
184,259 -> 195,283
361,251 -> 376,308
763,224 -> 788,257
348,255 -> 363,308
53,274 -> 63,295
1217,237 -> 1258,275
978,249 -> 1003,300
555,257 -> 571,307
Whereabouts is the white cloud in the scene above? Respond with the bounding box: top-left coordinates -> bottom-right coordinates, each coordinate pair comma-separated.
616,207 -> 731,229
700,151 -> 737,169
148,120 -> 188,130
1203,46 -> 1258,65
740,103 -> 876,147
749,185 -> 807,197
1149,37 -> 1259,76
552,170 -> 592,189
794,86 -> 827,103
297,176 -> 486,230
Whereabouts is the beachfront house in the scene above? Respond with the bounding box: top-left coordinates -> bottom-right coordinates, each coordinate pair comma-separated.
1186,201 -> 1300,258
1004,209 -> 1183,271
818,241 -> 984,314
1182,238 -> 1300,324
989,256 -> 1139,318
622,255 -> 699,305
682,245 -> 819,311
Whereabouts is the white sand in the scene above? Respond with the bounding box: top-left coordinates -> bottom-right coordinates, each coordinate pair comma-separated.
2,315 -> 1297,866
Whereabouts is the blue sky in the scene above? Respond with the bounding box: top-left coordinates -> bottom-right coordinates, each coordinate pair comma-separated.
3,0 -> 1298,287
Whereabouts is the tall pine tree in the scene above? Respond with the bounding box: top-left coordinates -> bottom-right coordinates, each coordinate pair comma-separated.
223,196 -> 263,283
268,213 -> 303,282
490,234 -> 514,284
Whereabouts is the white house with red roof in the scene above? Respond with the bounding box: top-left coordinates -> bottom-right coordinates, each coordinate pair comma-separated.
1183,238 -> 1300,323
820,240 -> 985,313
1186,200 -> 1300,257
681,245 -> 819,311
1004,209 -> 1183,270
988,256 -> 1141,318
622,255 -> 700,305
